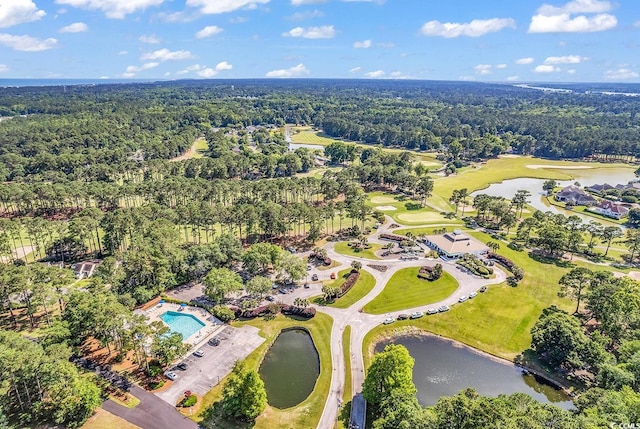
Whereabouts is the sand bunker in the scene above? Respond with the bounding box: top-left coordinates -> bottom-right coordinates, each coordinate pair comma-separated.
612,271 -> 640,280
526,164 -> 592,170
376,205 -> 397,211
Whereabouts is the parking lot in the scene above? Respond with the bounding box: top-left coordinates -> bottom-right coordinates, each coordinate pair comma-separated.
156,325 -> 265,405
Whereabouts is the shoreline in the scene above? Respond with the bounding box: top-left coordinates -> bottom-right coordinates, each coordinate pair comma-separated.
367,326 -> 575,399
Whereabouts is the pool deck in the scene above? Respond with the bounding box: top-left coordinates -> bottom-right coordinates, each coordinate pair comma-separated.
137,303 -> 225,347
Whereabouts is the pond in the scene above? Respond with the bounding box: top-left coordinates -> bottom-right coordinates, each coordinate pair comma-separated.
259,328 -> 320,409
470,167 -> 636,225
375,335 -> 574,410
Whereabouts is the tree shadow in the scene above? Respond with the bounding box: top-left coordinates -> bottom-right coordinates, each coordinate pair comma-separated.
339,400 -> 352,428
404,202 -> 422,211
199,401 -> 255,429
527,251 -> 575,268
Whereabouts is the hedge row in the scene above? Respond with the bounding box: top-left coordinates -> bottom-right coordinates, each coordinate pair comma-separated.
379,233 -> 407,242
241,303 -> 316,319
338,270 -> 360,297
487,252 -> 516,271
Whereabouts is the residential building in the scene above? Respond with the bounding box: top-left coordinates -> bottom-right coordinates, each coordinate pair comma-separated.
588,200 -> 630,219
554,185 -> 597,206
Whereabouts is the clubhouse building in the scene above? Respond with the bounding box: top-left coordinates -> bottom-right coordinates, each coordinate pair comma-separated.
424,230 -> 490,260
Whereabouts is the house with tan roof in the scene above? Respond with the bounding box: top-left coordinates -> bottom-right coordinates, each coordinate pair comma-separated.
588,200 -> 630,220
423,230 -> 489,260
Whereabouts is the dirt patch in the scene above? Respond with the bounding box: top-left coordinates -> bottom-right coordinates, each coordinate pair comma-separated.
170,137 -> 206,162
613,271 -> 640,280
526,164 -> 592,170
375,205 -> 397,211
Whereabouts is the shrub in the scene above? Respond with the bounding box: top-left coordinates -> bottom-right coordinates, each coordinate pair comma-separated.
338,270 -> 360,297
426,250 -> 440,259
147,365 -> 162,377
180,394 -> 197,407
417,264 -> 442,281
487,252 -> 516,271
379,233 -> 408,243
212,305 -> 235,322
457,254 -> 493,278
281,305 -> 316,318
149,380 -> 164,390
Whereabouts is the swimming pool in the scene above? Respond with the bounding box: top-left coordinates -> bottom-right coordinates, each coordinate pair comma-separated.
160,311 -> 205,340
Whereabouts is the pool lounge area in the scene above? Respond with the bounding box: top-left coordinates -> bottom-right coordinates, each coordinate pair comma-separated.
137,302 -> 224,346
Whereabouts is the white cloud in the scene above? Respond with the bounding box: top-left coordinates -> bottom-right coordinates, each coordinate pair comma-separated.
634,21 -> 640,28
603,68 -> 639,80
286,10 -> 324,20
291,0 -> 326,5
215,61 -> 232,70
140,48 -> 194,62
528,0 -> 617,33
353,39 -> 371,48
506,75 -> 520,81
419,18 -> 515,38
283,25 -> 336,39
265,63 -> 310,78
0,0 -> 46,28
0,64 -> 8,73
365,70 -> 385,78
534,64 -> 561,73
349,66 -> 361,73
186,0 -> 270,14
544,55 -> 587,64
125,62 -> 159,73
59,22 -> 88,33
195,25 -> 223,38
516,57 -> 535,64
118,50 -> 128,55
474,64 -> 492,75
139,34 -> 160,44
0,34 -> 57,51
496,64 -> 507,69
55,0 -> 164,19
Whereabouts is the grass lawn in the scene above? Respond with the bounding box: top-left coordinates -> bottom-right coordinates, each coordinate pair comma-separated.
361,229 -> 576,361
197,312 -> 333,429
334,241 -> 382,260
367,191 -> 460,226
338,326 -> 352,429
394,225 -> 465,237
81,408 -> 141,429
312,269 -> 376,309
363,267 -> 458,314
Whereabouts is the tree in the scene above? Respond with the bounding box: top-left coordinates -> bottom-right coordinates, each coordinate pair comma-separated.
351,260 -> 362,271
245,276 -> 272,297
623,228 -> 640,263
280,254 -> 306,282
542,180 -> 557,195
222,361 -> 267,421
203,268 -> 244,303
512,190 -> 531,218
416,177 -> 434,207
449,190 -> 461,214
559,267 -> 594,314
601,226 -> 623,257
151,322 -> 189,366
530,306 -> 589,370
242,243 -> 284,274
293,297 -> 309,308
363,344 -> 417,414
486,241 -> 500,252
629,208 -> 640,228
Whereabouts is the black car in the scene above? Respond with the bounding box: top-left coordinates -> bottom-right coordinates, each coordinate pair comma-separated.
311,274 -> 319,281
177,362 -> 188,370
397,314 -> 409,320
265,295 -> 275,301
208,338 -> 220,346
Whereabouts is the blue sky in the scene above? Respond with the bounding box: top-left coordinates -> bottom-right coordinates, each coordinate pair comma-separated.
0,0 -> 639,82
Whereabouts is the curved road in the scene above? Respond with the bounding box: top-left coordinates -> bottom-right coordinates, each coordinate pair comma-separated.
277,217 -> 506,429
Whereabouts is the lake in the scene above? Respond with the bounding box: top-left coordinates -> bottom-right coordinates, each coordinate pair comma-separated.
258,328 -> 320,409
471,167 -> 636,224
375,335 -> 574,410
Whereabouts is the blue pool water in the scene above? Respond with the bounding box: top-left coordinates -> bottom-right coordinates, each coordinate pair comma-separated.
160,311 -> 205,340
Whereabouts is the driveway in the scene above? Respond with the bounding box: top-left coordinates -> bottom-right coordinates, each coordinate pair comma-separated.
156,325 -> 265,405
103,385 -> 198,429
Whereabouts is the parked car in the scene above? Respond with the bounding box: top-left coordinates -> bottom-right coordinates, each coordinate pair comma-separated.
383,317 -> 394,325
265,295 -> 275,301
438,305 -> 450,312
288,246 -> 296,253
469,291 -> 478,299
311,274 -> 319,281
193,349 -> 204,357
330,272 -> 336,279
208,338 -> 220,346
165,371 -> 178,380
304,283 -> 310,289
458,295 -> 469,303
479,286 -> 487,293
410,311 -> 424,319
426,308 -> 438,315
397,314 -> 409,320
279,288 -> 288,294
177,362 -> 188,370
307,264 -> 312,271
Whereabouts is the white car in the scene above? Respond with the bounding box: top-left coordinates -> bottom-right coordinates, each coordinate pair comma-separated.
410,311 -> 424,319
469,291 -> 478,299
193,349 -> 204,357
427,308 -> 438,315
458,295 -> 469,303
165,371 -> 178,381
383,317 -> 394,325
